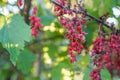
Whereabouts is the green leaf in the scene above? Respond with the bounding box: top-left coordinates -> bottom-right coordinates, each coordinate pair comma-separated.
17,49 -> 36,75
0,14 -> 31,49
100,69 -> 112,80
40,14 -> 55,26
84,21 -> 97,46
83,67 -> 92,80
0,14 -> 31,64
8,47 -> 20,65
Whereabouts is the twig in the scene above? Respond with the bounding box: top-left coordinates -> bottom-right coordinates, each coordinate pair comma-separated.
50,0 -> 112,30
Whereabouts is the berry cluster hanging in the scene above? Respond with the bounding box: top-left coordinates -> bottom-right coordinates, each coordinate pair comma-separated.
29,7 -> 43,37
54,0 -> 87,63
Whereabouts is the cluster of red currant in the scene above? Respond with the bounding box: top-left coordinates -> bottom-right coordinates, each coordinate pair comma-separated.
54,0 -> 86,63
29,7 -> 43,37
90,69 -> 101,80
90,34 -> 120,79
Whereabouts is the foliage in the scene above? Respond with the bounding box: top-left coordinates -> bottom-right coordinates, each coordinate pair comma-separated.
0,14 -> 31,65
17,49 -> 36,75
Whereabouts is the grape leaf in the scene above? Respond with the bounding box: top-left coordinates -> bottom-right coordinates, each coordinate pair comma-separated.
100,69 -> 112,80
0,14 -> 31,65
17,49 -> 36,75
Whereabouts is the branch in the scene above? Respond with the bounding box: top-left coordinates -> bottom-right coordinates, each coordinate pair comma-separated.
50,0 -> 112,30
20,0 -> 32,24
